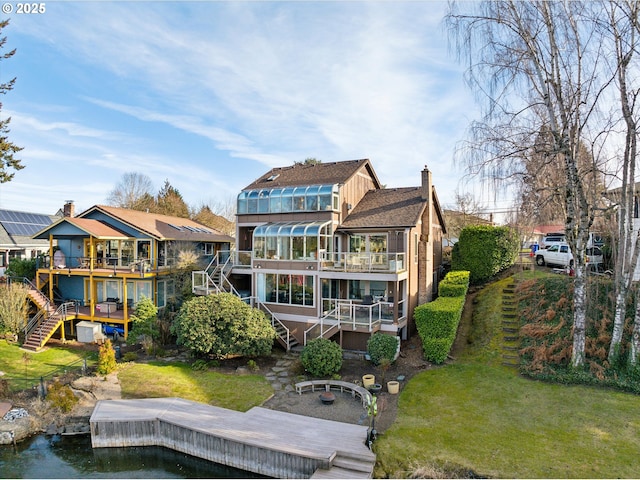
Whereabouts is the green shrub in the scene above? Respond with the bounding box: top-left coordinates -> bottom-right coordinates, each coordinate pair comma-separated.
367,333 -> 399,365
301,338 -> 343,377
247,359 -> 259,371
172,293 -> 275,358
47,380 -> 78,412
191,359 -> 209,371
415,295 -> 466,364
97,339 -> 117,375
438,271 -> 470,297
122,352 -> 138,362
451,225 -> 519,284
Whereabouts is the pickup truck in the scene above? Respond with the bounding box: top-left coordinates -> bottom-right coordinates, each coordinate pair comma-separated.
535,243 -> 603,269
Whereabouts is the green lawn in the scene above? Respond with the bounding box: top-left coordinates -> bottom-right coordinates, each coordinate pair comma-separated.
374,274 -> 640,478
117,361 -> 273,412
0,341 -> 96,390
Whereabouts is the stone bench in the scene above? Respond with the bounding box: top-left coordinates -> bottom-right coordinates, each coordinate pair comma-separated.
295,379 -> 372,408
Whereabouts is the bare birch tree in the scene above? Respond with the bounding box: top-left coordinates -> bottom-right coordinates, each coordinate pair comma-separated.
446,0 -> 610,367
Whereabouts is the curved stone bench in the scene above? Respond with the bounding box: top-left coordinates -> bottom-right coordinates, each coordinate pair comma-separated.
295,379 -> 372,408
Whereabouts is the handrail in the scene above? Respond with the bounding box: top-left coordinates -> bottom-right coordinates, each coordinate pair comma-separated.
303,309 -> 341,345
248,296 -> 291,350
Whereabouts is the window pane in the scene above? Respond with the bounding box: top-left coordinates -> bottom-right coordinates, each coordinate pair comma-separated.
266,236 -> 278,259
291,275 -> 304,305
370,235 -> 387,253
258,190 -> 269,213
254,236 -> 265,259
281,188 -> 294,211
292,237 -> 304,259
304,276 -> 314,306
278,274 -> 290,303
349,280 -> 362,300
280,236 -> 290,260
237,192 -> 247,214
270,189 -> 282,213
266,274 -> 276,302
306,236 -> 318,259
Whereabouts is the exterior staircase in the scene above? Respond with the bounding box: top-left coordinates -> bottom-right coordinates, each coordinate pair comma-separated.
501,281 -> 520,368
193,253 -> 297,351
23,282 -> 74,352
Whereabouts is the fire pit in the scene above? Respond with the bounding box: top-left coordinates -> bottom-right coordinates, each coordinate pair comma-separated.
319,391 -> 336,405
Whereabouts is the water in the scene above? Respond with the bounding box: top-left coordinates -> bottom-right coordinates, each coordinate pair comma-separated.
0,434 -> 264,478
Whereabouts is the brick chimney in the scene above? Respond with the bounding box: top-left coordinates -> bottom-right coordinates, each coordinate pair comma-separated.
421,165 -> 432,201
63,200 -> 75,218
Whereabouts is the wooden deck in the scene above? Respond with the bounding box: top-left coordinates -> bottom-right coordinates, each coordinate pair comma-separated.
90,397 -> 375,478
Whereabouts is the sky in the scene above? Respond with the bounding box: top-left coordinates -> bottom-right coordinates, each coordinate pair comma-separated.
0,1 -> 508,218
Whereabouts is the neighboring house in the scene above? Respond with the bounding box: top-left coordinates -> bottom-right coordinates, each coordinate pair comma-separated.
25,203 -> 234,351
194,159 -> 447,352
0,208 -> 60,276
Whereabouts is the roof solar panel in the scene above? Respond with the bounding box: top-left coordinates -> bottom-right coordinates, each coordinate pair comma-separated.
0,209 -> 53,236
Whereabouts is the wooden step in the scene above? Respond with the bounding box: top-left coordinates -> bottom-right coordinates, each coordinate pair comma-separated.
333,455 -> 374,473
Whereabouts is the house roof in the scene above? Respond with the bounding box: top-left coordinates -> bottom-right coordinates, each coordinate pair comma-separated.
532,225 -> 565,235
339,187 -> 433,229
242,159 -> 381,190
85,205 -> 234,243
0,208 -> 59,249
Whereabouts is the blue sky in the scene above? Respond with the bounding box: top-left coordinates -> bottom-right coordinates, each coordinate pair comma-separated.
0,1 -> 496,217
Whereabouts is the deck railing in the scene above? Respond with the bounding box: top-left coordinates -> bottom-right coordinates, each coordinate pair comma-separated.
319,252 -> 406,273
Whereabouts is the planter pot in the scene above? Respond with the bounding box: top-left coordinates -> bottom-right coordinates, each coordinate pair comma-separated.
362,374 -> 375,388
387,381 -> 400,394
368,383 -> 382,395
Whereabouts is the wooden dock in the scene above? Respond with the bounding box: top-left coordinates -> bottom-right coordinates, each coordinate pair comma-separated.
90,397 -> 375,478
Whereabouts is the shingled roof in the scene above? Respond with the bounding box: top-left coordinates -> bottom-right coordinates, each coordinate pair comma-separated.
89,205 -> 234,243
243,159 -> 380,190
339,187 -> 429,229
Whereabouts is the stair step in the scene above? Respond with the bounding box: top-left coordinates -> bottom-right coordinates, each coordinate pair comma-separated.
332,456 -> 374,473
502,327 -> 518,334
311,465 -> 371,479
503,336 -> 518,342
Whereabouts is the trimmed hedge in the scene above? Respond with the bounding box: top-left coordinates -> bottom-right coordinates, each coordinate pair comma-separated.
438,271 -> 470,297
451,225 -> 520,284
415,271 -> 469,364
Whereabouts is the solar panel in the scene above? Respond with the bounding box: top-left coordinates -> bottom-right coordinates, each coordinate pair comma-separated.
0,209 -> 53,236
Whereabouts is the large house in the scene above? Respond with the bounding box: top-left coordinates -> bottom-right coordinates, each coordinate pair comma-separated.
193,159 -> 447,352
24,203 -> 233,351
0,208 -> 60,276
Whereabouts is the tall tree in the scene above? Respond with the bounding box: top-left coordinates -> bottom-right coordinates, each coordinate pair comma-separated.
193,204 -> 235,237
154,179 -> 189,218
446,1 -> 609,367
106,172 -> 154,210
0,20 -> 23,183
602,0 -> 640,363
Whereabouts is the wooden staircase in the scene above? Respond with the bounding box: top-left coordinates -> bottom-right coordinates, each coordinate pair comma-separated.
23,285 -> 75,352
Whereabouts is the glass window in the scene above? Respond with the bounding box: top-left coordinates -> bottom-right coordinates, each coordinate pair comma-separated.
291,275 -> 304,305
281,188 -> 294,212
350,235 -> 366,253
266,273 -> 277,302
293,187 -> 306,211
270,189 -> 282,213
280,235 -> 291,260
237,191 -> 247,214
369,235 -> 387,253
369,281 -> 387,298
157,280 -> 166,308
292,236 -> 304,259
306,185 -> 319,211
258,190 -> 270,213
306,236 -> 318,259
106,280 -> 119,300
254,236 -> 265,259
136,282 -> 153,303
304,276 -> 314,306
278,274 -> 290,303
266,236 -> 278,259
349,280 -> 362,300
247,190 -> 259,214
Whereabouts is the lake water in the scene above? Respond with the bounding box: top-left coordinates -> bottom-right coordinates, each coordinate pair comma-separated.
0,434 -> 263,478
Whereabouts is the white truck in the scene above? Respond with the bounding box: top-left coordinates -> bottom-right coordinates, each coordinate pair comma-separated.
535,243 -> 603,269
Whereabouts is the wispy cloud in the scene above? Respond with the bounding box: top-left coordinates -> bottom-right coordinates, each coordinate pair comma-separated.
3,1 -> 479,214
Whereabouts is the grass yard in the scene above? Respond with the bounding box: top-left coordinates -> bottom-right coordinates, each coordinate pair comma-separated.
374,274 -> 640,478
0,341 -> 96,391
117,361 -> 273,412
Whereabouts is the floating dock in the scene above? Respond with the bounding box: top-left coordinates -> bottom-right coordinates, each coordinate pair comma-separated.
90,397 -> 375,478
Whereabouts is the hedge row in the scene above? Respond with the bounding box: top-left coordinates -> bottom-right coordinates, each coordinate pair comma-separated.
415,271 -> 469,364
438,270 -> 470,297
451,225 -> 520,284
